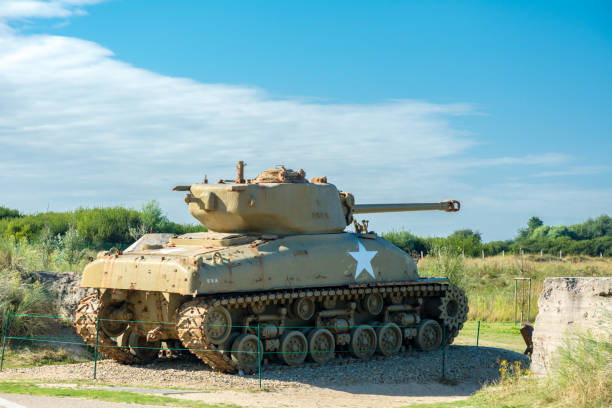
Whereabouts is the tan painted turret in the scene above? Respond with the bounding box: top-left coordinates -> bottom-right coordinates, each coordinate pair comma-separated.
174,162 -> 460,234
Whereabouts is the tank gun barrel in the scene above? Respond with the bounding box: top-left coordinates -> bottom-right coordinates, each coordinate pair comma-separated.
353,200 -> 460,214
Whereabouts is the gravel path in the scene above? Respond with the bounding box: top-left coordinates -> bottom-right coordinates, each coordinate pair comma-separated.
0,345 -> 526,391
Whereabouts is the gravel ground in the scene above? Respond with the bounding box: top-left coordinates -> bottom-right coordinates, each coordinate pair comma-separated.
0,345 -> 527,391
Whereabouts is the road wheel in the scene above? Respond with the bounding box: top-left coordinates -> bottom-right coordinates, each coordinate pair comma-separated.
307,328 -> 335,364
230,334 -> 263,373
415,319 -> 443,351
375,322 -> 402,356
349,325 -> 377,359
279,330 -> 308,366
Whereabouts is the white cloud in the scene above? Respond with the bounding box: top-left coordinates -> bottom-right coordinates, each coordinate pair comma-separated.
0,0 -> 104,20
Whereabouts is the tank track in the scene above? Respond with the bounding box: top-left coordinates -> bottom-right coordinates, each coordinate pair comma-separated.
176,300 -> 236,372
176,281 -> 468,373
74,293 -> 140,364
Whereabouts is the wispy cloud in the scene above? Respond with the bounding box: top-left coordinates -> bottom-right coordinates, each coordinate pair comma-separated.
461,153 -> 571,168
530,165 -> 611,178
0,0 -> 104,20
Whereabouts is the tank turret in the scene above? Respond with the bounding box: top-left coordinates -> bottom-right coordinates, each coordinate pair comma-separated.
174,161 -> 460,234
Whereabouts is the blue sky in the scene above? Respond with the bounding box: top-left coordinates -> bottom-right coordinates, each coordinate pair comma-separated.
0,0 -> 611,241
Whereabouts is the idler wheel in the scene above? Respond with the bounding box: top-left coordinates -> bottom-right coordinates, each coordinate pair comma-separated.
415,319 -> 443,351
118,330 -> 161,362
231,334 -> 263,372
279,330 -> 308,366
362,293 -> 383,316
375,322 -> 402,356
349,325 -> 377,359
203,305 -> 232,344
307,328 -> 335,364
293,298 -> 315,321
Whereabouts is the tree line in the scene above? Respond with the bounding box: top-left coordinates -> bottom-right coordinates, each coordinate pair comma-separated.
383,215 -> 612,257
0,201 -> 205,249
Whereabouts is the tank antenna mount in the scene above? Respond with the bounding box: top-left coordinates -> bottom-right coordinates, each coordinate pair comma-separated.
236,161 -> 246,184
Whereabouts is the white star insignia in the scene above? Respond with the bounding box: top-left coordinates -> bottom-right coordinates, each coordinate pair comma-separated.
348,240 -> 378,279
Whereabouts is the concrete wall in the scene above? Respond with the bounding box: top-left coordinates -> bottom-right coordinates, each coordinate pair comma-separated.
531,277 -> 612,374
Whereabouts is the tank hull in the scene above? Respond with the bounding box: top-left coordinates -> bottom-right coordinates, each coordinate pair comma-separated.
76,232 -> 468,373
81,232 -> 419,295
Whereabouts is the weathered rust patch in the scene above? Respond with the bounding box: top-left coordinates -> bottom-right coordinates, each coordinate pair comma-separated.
293,250 -> 308,256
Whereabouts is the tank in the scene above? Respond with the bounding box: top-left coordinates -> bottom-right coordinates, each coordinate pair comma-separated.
74,161 -> 468,373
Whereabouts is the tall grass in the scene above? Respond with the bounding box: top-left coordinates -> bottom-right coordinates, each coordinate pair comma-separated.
470,313 -> 612,408
419,253 -> 612,322
418,245 -> 466,287
0,228 -> 95,274
0,274 -> 56,337
554,329 -> 612,407
0,226 -> 94,338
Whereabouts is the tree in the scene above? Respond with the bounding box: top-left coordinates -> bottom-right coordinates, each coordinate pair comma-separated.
140,200 -> 168,232
0,207 -> 21,220
518,216 -> 544,240
450,229 -> 482,242
528,216 -> 544,233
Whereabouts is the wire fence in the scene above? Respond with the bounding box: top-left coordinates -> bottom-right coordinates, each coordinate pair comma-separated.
0,313 -> 482,387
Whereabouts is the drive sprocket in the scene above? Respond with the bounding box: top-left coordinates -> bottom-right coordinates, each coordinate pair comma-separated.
438,284 -> 469,344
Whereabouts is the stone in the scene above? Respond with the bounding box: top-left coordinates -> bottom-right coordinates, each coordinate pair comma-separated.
531,277 -> 612,374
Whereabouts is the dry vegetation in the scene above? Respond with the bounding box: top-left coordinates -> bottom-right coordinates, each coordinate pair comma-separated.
462,314 -> 612,408
419,253 -> 612,322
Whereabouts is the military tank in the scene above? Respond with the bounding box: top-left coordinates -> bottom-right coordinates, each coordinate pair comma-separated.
74,161 -> 468,373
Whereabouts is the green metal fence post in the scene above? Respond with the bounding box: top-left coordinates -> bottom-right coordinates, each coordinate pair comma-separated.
257,322 -> 262,389
0,313 -> 11,371
476,321 -> 480,347
93,317 -> 100,380
441,324 -> 446,379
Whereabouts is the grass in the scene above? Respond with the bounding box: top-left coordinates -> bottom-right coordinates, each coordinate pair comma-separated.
409,314 -> 612,408
0,273 -> 57,338
452,321 -> 525,353
0,381 -> 241,408
0,233 -> 95,275
1,345 -> 91,369
419,254 -> 612,322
